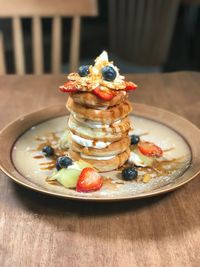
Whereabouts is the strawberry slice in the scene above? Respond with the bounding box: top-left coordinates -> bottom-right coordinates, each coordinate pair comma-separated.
59,81 -> 78,93
125,81 -> 138,91
138,141 -> 163,157
92,87 -> 115,101
76,167 -> 103,192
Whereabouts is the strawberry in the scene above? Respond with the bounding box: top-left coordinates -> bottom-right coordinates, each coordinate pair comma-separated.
138,141 -> 163,157
92,87 -> 115,101
76,167 -> 103,192
125,81 -> 138,91
59,81 -> 78,93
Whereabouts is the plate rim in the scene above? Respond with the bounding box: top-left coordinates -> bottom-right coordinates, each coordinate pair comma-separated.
0,103 -> 200,202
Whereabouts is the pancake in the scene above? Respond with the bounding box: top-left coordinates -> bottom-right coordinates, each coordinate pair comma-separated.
68,115 -> 131,142
72,114 -> 125,128
69,148 -> 130,172
71,91 -> 127,107
66,96 -> 132,123
70,115 -> 130,131
69,135 -> 130,156
59,51 -> 137,172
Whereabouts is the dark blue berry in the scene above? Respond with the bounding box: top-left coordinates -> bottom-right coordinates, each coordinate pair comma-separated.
78,65 -> 90,77
101,66 -> 117,81
56,156 -> 73,170
122,167 -> 138,181
42,146 -> 54,157
131,135 -> 140,145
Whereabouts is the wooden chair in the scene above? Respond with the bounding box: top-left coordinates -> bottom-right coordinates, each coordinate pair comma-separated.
0,0 -> 98,74
108,0 -> 180,67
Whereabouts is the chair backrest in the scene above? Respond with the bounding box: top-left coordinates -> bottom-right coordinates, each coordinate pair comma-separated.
0,0 -> 98,74
109,0 -> 180,67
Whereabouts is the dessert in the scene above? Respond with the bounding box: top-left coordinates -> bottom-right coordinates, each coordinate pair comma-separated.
25,52 -> 190,195
60,51 -> 137,172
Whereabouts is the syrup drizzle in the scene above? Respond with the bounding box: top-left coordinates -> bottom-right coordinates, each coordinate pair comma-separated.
33,132 -> 68,171
33,155 -> 44,159
32,130 -> 190,188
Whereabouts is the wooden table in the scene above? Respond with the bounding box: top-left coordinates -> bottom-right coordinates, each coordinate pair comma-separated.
0,72 -> 200,267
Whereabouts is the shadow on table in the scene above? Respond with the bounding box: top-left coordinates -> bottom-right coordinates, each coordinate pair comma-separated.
10,181 -> 199,242
11,181 -> 168,215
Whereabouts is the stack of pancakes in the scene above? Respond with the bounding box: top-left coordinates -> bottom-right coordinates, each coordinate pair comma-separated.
66,91 -> 132,172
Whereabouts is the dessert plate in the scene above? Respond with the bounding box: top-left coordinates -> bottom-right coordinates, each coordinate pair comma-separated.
0,103 -> 200,201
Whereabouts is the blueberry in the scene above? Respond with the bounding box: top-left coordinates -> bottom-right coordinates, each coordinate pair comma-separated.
78,65 -> 90,77
101,66 -> 117,81
42,146 -> 54,157
56,156 -> 73,170
131,135 -> 140,145
122,167 -> 138,181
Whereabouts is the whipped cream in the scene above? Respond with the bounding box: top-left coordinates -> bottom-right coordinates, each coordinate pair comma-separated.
95,50 -> 108,63
128,151 -> 148,167
71,133 -> 111,149
67,162 -> 81,171
73,114 -> 121,129
67,51 -> 126,90
80,153 -> 115,161
94,106 -> 108,110
94,51 -> 124,80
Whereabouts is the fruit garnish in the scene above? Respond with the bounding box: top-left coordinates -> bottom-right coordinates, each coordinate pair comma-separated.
143,174 -> 151,183
131,134 -> 140,145
138,141 -> 163,157
59,81 -> 78,93
125,81 -> 138,91
101,66 -> 117,81
48,159 -> 94,189
92,87 -> 115,100
76,159 -> 93,169
122,167 -> 138,181
78,65 -> 90,77
134,149 -> 154,167
129,149 -> 154,167
56,156 -> 73,170
42,146 -> 54,157
52,168 -> 81,188
76,167 -> 103,192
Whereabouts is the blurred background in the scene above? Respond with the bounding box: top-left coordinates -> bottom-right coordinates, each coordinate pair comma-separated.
0,0 -> 200,74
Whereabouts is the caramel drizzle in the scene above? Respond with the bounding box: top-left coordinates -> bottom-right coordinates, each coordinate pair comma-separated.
32,130 -> 189,187
33,132 -> 68,171
33,155 -> 44,159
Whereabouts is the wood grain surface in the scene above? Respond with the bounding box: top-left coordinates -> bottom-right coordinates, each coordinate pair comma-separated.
0,72 -> 200,267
